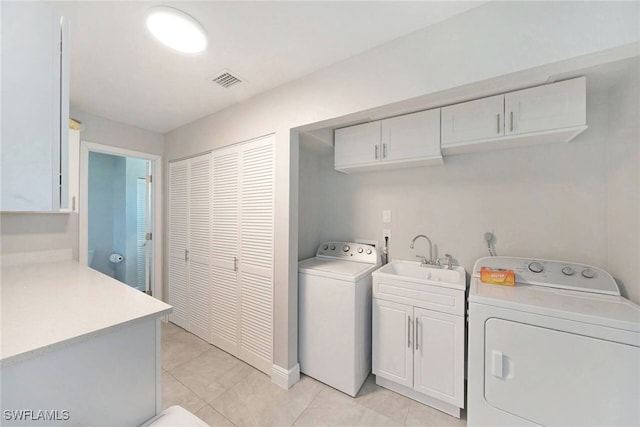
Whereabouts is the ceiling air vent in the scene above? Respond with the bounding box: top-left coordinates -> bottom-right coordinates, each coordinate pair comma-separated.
210,70 -> 243,88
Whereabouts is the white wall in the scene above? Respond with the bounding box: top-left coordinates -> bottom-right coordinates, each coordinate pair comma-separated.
606,67 -> 640,303
165,1 -> 640,375
0,109 -> 164,259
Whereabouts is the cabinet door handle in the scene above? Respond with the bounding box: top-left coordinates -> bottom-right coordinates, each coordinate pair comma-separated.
233,256 -> 238,272
184,249 -> 189,261
510,111 -> 514,132
414,317 -> 419,350
496,113 -> 501,134
382,143 -> 387,159
407,315 -> 411,348
374,145 -> 379,160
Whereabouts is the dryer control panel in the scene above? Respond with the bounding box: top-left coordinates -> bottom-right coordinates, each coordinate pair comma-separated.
473,256 -> 620,296
316,241 -> 379,264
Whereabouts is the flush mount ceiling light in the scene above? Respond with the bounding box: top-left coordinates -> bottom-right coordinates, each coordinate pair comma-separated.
146,6 -> 207,54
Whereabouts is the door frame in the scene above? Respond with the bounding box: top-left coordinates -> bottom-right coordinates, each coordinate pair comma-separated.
79,141 -> 163,301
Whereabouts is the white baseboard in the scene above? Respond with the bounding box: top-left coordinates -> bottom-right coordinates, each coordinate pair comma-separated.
271,363 -> 300,389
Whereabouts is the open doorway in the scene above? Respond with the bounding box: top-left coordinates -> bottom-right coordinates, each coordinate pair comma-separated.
79,142 -> 162,298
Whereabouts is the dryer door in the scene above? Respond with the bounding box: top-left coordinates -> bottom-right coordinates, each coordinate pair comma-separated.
484,318 -> 640,426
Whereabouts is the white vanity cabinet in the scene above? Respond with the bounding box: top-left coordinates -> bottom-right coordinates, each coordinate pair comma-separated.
0,1 -> 70,212
334,109 -> 442,173
372,274 -> 465,417
441,77 -> 586,155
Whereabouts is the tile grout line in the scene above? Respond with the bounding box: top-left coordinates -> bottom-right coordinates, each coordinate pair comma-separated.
289,383 -> 327,427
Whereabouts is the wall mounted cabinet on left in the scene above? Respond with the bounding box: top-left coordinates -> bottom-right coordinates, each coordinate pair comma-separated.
0,1 -> 70,212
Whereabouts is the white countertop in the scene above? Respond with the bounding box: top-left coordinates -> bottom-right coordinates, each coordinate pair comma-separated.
1,259 -> 172,365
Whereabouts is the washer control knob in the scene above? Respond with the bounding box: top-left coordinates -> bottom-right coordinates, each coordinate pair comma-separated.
562,266 -> 575,276
528,261 -> 544,273
322,244 -> 328,250
365,248 -> 372,255
581,268 -> 596,279
330,245 -> 336,251
357,247 -> 363,254
342,244 -> 350,252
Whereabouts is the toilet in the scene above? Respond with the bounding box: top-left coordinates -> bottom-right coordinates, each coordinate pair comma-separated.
140,406 -> 209,427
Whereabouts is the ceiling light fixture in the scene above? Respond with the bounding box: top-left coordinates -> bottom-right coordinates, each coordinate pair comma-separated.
146,6 -> 207,54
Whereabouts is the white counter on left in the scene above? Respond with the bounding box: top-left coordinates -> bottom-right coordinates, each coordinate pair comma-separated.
1,256 -> 173,426
1,259 -> 172,364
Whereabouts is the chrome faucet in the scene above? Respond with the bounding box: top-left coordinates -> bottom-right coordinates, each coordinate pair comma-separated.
410,234 -> 433,265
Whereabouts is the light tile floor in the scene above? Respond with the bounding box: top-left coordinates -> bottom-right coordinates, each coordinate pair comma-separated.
162,321 -> 467,427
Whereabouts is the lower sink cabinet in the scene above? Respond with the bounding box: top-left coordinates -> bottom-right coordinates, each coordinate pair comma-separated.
372,298 -> 465,417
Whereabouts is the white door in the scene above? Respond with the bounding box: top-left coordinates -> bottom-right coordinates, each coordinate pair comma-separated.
237,135 -> 275,373
484,318 -> 640,426
413,307 -> 464,407
381,109 -> 441,162
334,121 -> 381,169
372,299 -> 413,388
441,94 -> 504,146
505,77 -> 586,136
210,145 -> 241,355
187,154 -> 212,341
168,160 -> 189,330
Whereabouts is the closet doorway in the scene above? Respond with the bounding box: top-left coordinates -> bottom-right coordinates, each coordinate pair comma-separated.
79,142 -> 162,299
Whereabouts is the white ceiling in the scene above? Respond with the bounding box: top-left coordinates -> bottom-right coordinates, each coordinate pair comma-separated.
51,1 -> 485,134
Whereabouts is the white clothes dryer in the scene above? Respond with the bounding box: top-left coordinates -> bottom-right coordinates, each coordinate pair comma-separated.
468,256 -> 640,426
298,242 -> 379,397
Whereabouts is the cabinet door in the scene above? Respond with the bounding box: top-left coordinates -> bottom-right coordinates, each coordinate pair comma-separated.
505,77 -> 586,136
238,135 -> 275,373
187,154 -> 212,341
60,128 -> 80,212
0,1 -> 68,211
372,299 -> 413,388
334,121 -> 381,169
381,109 -> 441,162
168,160 -> 190,330
413,308 -> 464,407
210,145 -> 241,355
441,94 -> 504,146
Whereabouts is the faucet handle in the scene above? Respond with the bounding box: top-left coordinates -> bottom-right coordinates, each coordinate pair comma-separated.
415,255 -> 428,265
444,254 -> 453,270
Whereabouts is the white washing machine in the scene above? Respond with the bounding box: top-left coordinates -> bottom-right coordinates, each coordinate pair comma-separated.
468,256 -> 640,426
298,241 -> 380,397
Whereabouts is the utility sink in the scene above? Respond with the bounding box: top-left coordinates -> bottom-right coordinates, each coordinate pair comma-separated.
374,259 -> 466,289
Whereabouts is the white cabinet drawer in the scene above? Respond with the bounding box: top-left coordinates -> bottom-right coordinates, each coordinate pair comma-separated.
373,278 -> 465,316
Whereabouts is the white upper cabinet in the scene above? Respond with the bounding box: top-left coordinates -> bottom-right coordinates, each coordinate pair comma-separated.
441,95 -> 505,146
381,109 -> 442,163
334,121 -> 381,171
441,77 -> 587,155
505,76 -> 586,136
0,1 -> 70,212
335,109 -> 442,173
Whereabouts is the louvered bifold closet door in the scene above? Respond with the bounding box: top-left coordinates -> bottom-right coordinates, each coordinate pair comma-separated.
187,153 -> 212,341
238,135 -> 275,373
168,159 -> 189,330
210,145 -> 240,355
